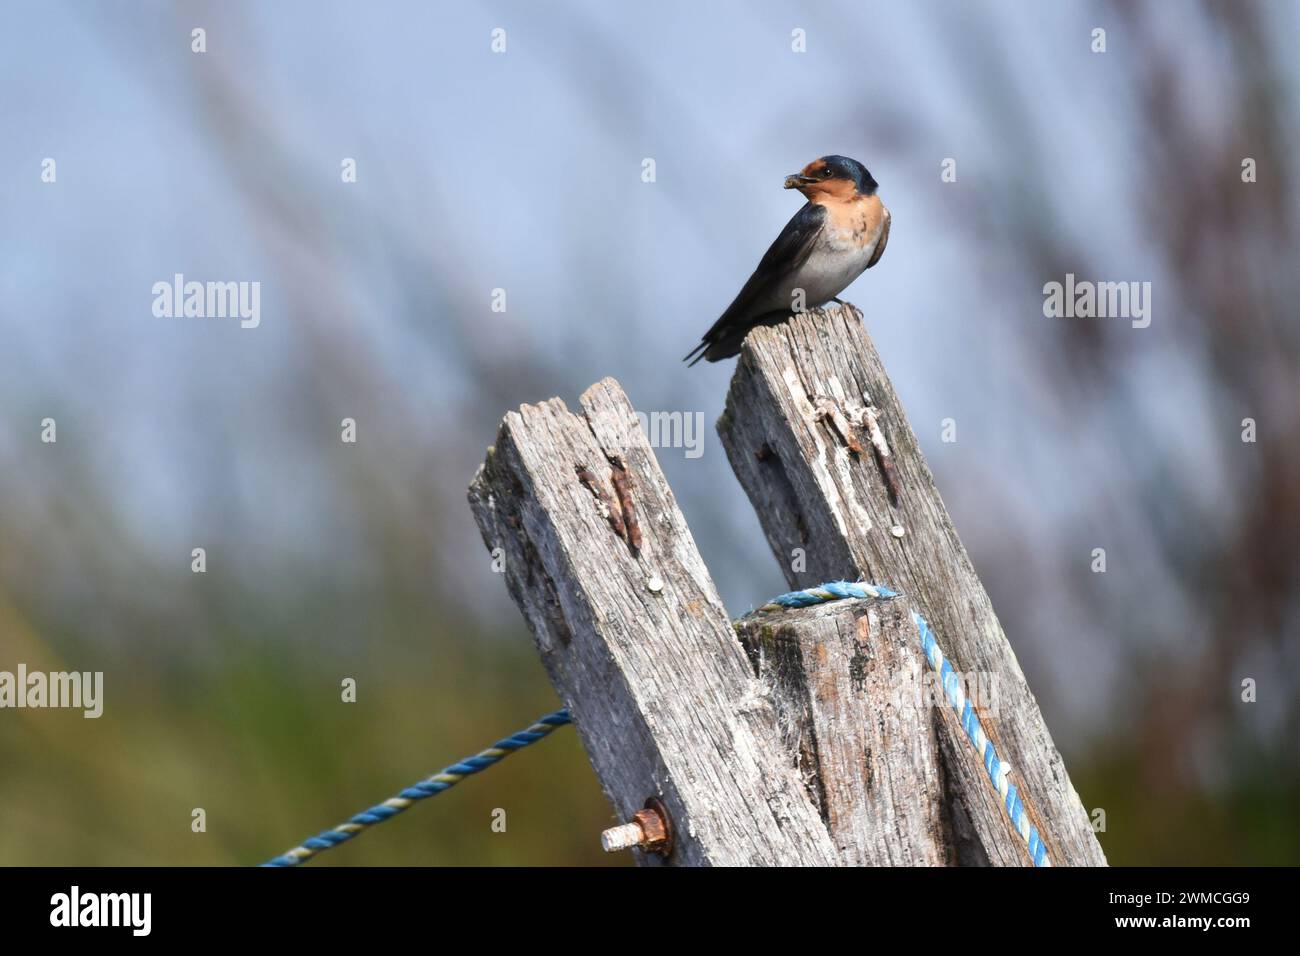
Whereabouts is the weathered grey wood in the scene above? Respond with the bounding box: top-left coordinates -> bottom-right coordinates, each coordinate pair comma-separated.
735,595 -> 951,865
468,377 -> 839,866
718,304 -> 1107,866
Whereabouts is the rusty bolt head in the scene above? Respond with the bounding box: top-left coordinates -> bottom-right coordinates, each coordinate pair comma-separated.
599,797 -> 674,857
637,797 -> 673,855
632,809 -> 667,850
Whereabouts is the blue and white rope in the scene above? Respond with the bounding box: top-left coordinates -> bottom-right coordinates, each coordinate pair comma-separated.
913,611 -> 1050,866
760,581 -> 1052,867
261,708 -> 572,867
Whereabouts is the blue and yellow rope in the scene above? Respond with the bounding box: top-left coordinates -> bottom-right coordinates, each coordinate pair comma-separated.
261,708 -> 572,867
759,580 -> 897,611
759,581 -> 1052,867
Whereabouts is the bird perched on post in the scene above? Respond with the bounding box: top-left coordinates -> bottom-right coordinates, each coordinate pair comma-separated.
684,155 -> 889,365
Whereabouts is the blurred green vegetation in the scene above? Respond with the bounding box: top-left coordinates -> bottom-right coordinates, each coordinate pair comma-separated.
4,566 -> 1295,865
1076,745 -> 1299,866
0,591 -> 621,866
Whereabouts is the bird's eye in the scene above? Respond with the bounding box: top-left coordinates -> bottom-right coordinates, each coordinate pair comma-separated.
822,168 -> 832,177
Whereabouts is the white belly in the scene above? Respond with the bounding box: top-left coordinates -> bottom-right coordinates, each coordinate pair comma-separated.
793,234 -> 874,303
757,229 -> 877,315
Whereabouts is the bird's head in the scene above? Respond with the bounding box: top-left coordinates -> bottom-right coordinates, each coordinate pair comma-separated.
784,155 -> 878,201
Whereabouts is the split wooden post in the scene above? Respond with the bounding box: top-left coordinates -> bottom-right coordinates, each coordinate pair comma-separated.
467,378 -> 839,866
717,303 -> 1107,866
734,594 -> 953,865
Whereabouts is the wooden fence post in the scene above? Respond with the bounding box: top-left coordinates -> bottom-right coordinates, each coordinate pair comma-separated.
469,306 -> 1103,866
717,303 -> 1107,866
467,378 -> 839,866
734,593 -> 952,865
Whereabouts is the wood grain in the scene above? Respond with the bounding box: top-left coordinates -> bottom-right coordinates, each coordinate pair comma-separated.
718,304 -> 1106,866
469,378 -> 839,866
735,595 -> 951,865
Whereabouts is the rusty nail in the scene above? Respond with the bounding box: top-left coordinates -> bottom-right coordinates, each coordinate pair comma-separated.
608,459 -> 642,554
576,464 -> 627,541
860,403 -> 902,504
814,397 -> 863,457
599,797 -> 673,856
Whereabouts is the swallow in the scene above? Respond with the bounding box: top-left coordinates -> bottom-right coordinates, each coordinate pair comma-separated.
684,155 -> 889,365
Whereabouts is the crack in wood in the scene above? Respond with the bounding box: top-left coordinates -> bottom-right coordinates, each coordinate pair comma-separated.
575,463 -> 627,542
607,456 -> 642,555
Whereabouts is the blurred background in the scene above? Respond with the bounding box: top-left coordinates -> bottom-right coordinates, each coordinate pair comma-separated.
1,0 -> 1297,865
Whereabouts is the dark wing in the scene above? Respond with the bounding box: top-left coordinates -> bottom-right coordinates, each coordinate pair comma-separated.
866,207 -> 890,269
685,202 -> 827,364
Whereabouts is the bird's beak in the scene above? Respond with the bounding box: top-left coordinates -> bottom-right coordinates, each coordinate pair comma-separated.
784,174 -> 816,189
